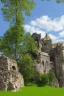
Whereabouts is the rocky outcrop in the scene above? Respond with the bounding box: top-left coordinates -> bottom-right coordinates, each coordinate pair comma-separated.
0,56 -> 24,92
34,52 -> 51,74
54,43 -> 64,87
32,33 -> 52,74
32,33 -> 64,87
49,78 -> 59,87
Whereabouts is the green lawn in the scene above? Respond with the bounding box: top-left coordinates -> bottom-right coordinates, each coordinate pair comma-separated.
0,86 -> 64,96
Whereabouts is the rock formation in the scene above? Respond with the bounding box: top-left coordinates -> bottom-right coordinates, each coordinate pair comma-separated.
32,33 -> 64,87
53,43 -> 64,87
32,33 -> 52,74
0,56 -> 24,92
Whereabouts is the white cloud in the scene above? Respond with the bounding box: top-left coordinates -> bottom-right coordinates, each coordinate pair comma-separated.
59,30 -> 64,37
24,24 -> 31,32
49,34 -> 58,40
30,15 -> 64,32
24,15 -> 64,43
24,24 -> 46,38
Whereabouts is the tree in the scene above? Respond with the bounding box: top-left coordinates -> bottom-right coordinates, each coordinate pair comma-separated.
56,0 -> 64,3
41,0 -> 64,3
0,0 -> 35,60
0,29 -> 37,61
1,0 -> 35,22
18,54 -> 34,84
23,33 -> 37,55
0,26 -> 24,59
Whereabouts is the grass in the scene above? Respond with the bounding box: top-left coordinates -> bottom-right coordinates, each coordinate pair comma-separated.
0,86 -> 64,96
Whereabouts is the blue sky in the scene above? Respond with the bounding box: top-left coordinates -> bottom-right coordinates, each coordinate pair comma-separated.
0,0 -> 64,43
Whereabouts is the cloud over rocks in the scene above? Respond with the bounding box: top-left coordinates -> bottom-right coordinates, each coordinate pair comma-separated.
24,15 -> 64,43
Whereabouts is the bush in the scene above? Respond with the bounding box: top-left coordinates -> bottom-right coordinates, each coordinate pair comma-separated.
36,72 -> 55,86
37,74 -> 49,86
18,54 -> 35,85
48,72 -> 55,82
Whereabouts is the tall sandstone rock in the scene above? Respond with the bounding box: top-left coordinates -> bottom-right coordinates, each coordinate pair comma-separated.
0,56 -> 24,92
54,43 -> 64,87
32,33 -> 59,87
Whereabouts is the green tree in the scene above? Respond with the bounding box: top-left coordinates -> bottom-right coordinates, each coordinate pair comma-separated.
41,0 -> 64,3
0,0 -> 35,60
48,72 -> 55,82
18,54 -> 34,84
0,30 -> 37,61
1,0 -> 35,22
23,33 -> 37,55
0,26 -> 24,59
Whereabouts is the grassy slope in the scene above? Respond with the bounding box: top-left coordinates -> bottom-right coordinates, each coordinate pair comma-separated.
0,86 -> 64,96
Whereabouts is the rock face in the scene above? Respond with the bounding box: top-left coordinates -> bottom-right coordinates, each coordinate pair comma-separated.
34,52 -> 51,74
41,34 -> 52,54
32,33 -> 60,87
0,56 -> 24,91
49,78 -> 59,87
54,43 -> 64,87
32,33 -> 52,74
32,33 -> 64,87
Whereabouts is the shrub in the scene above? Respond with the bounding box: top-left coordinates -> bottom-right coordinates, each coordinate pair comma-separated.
48,72 -> 55,82
37,74 -> 49,86
41,74 -> 49,86
34,71 -> 40,83
18,54 -> 35,85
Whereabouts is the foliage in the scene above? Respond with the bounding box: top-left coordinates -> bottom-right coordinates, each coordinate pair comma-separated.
0,0 -> 35,60
18,54 -> 34,85
0,30 -> 37,61
56,0 -> 64,3
36,72 -> 55,86
37,74 -> 49,86
1,0 -> 35,23
23,33 -> 37,55
0,26 -> 24,59
41,0 -> 64,3
48,72 -> 55,82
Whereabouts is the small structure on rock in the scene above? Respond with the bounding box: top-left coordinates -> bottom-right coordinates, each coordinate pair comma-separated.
0,56 -> 24,92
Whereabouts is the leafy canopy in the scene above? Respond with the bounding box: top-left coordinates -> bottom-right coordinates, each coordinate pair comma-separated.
41,0 -> 64,3
18,54 -> 34,84
1,0 -> 35,23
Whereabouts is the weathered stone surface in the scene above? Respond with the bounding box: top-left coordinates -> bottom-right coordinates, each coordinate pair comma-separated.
54,43 -> 64,87
32,33 -> 41,42
34,52 -> 51,74
32,33 -> 41,47
32,33 -> 59,87
32,33 -> 52,74
49,78 -> 59,87
40,34 -> 52,54
0,56 -> 24,92
32,33 -> 64,87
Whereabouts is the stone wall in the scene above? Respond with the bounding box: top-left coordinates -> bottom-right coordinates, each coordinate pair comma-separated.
0,56 -> 24,91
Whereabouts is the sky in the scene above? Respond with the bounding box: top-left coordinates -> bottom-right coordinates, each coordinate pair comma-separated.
0,0 -> 64,43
